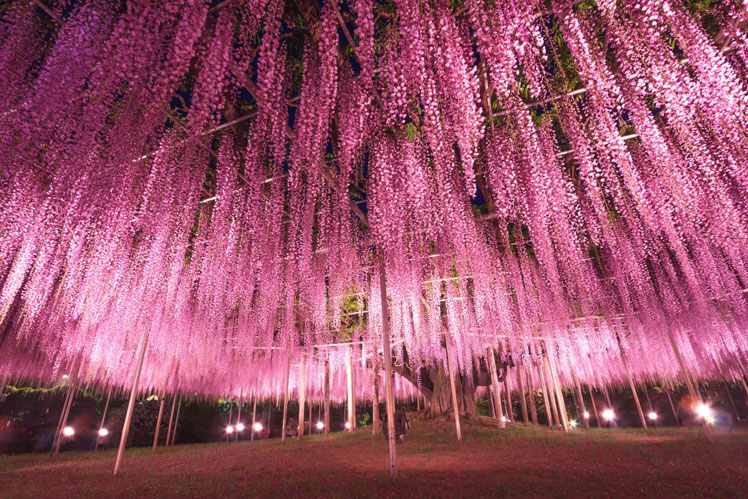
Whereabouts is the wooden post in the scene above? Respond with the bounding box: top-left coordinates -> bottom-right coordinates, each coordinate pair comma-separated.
114,332 -> 148,474
251,397 -> 257,441
572,374 -> 589,429
517,364 -> 529,423
96,386 -> 113,451
152,390 -> 165,450
379,256 -> 397,479
525,365 -> 538,424
281,354 -> 291,443
487,347 -> 506,428
165,394 -> 177,447
372,358 -> 381,435
444,335 -> 462,440
171,397 -> 181,446
298,353 -> 307,438
346,345 -> 355,432
324,360 -> 330,434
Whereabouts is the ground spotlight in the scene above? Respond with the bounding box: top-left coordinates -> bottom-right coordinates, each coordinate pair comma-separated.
253,422 -> 263,432
345,421 -> 351,429
647,412 -> 658,421
602,409 -> 615,421
706,415 -> 716,425
695,403 -> 712,419
62,426 -> 75,437
570,420 -> 578,428
98,428 -> 109,437
583,411 -> 590,419
316,421 -> 324,430
225,425 -> 234,434
500,416 -> 507,423
235,423 -> 245,432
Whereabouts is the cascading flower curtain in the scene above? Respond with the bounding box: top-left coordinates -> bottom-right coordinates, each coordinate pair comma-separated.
0,0 -> 747,400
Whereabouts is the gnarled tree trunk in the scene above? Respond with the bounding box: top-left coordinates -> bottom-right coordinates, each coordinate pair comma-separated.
426,366 -> 478,418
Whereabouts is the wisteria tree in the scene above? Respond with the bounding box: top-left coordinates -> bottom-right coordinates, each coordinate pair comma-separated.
1,0 -> 748,426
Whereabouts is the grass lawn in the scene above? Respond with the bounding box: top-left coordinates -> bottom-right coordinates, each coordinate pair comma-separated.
1,417 -> 748,498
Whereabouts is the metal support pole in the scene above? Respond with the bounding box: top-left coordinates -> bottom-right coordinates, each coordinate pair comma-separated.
96,386 -> 113,451
52,382 -> 75,456
372,357 -> 381,435
526,365 -> 538,424
444,335 -> 462,440
171,397 -> 181,446
667,327 -> 712,441
236,398 -> 242,441
487,347 -> 505,428
226,401 -> 233,442
573,374 -> 589,429
346,345 -> 355,432
298,354 -> 306,438
588,385 -> 601,427
251,397 -> 257,441
165,394 -> 177,447
546,349 -> 568,432
324,360 -> 330,434
542,356 -> 559,426
666,386 -> 680,425
114,332 -> 148,474
503,377 -> 513,423
152,391 -> 165,450
281,354 -> 291,443
517,363 -> 529,423
379,256 -> 397,479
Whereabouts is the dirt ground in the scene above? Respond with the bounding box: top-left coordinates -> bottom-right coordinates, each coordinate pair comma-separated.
1,417 -> 748,498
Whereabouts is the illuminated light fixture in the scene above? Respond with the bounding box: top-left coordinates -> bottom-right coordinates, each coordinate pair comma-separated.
602,409 -> 615,421
98,428 -> 109,437
647,412 -> 658,421
316,421 -> 324,430
570,420 -> 578,428
345,421 -> 351,429
695,403 -> 712,419
706,416 -> 716,425
252,422 -> 263,432
500,416 -> 507,423
235,423 -> 245,432
62,426 -> 75,437
225,425 -> 235,434
583,411 -> 590,419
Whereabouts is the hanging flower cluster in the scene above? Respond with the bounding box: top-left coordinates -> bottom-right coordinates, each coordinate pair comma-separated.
0,0 -> 747,402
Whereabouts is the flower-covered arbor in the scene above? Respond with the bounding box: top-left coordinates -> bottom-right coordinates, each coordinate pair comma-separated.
1,0 -> 748,470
